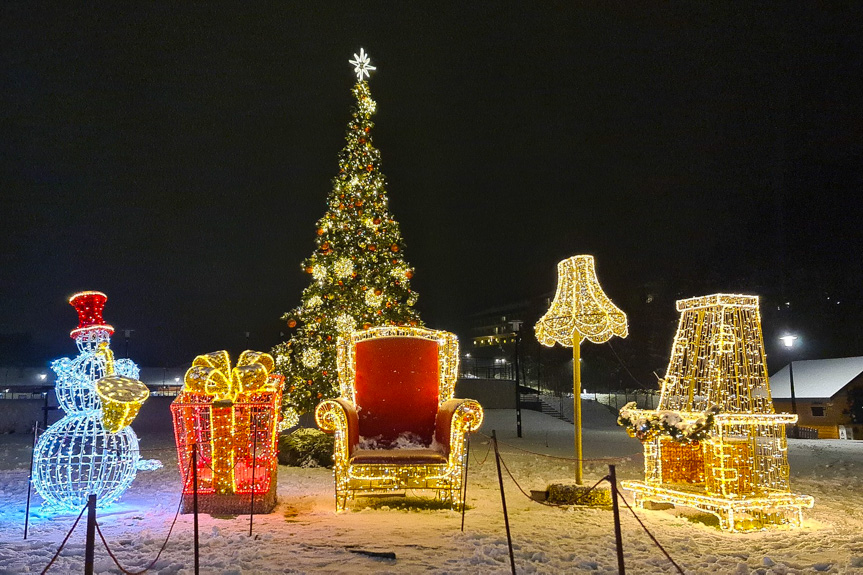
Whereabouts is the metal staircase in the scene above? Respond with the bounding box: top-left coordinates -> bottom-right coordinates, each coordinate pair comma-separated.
520,393 -> 572,424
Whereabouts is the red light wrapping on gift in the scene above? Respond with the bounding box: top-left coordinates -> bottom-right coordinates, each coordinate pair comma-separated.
170,377 -> 283,496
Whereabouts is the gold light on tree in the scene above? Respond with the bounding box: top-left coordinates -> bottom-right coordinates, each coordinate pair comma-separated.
535,255 -> 628,484
620,294 -> 813,531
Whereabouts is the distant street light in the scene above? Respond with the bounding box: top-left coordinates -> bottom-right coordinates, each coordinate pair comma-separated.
781,334 -> 800,433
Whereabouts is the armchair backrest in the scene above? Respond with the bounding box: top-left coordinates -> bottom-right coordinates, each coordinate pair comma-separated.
337,327 -> 459,445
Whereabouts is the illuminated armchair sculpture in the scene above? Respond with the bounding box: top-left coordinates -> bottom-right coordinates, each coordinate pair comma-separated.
316,326 -> 483,511
620,294 -> 813,531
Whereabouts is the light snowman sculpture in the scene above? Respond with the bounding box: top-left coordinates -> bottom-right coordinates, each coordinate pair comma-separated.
32,291 -> 155,511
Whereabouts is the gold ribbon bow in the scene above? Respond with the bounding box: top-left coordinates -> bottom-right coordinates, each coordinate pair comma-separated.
183,350 -> 276,402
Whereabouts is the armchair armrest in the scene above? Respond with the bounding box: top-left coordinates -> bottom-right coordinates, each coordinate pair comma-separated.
315,398 -> 359,458
434,399 -> 484,458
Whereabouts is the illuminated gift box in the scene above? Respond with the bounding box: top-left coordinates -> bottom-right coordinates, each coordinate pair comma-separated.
620,294 -> 813,531
316,326 -> 483,511
171,350 -> 284,514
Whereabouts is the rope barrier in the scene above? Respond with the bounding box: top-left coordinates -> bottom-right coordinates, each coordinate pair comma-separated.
92,456 -> 194,575
497,452 -> 609,509
477,432 -> 639,463
616,489 -> 686,574
39,503 -> 88,575
493,446 -> 685,573
471,440 -> 493,466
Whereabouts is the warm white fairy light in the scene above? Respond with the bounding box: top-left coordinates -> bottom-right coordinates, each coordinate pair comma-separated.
535,255 -> 628,347
301,348 -> 322,369
535,255 -> 627,485
621,294 -> 813,531
334,257 -> 354,278
317,326 -> 482,511
365,290 -> 384,307
312,264 -> 327,282
335,313 -> 356,334
307,295 -> 323,308
275,51 -> 422,421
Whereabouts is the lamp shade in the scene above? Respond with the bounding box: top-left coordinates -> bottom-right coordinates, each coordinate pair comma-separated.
535,255 -> 628,346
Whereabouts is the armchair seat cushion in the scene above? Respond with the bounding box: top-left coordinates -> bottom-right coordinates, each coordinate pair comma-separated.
350,447 -> 447,465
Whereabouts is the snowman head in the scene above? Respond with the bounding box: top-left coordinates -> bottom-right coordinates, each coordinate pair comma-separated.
51,292 -> 117,413
75,327 -> 113,353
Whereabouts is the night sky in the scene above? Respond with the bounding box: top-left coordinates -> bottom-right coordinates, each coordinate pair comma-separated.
2,4 -> 861,373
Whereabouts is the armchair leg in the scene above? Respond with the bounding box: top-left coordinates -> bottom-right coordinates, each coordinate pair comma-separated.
336,489 -> 348,512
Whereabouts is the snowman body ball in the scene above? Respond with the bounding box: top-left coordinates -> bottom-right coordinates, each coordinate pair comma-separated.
33,291 -> 151,510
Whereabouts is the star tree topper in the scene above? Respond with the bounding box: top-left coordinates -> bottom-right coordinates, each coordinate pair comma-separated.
349,48 -> 376,81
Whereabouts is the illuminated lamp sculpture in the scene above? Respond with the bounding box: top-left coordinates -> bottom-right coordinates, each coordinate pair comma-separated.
171,350 -> 284,514
620,294 -> 814,531
316,326 -> 483,511
535,255 -> 628,484
32,291 -> 152,510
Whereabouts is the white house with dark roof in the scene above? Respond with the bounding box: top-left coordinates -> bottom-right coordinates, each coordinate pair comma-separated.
770,356 -> 863,439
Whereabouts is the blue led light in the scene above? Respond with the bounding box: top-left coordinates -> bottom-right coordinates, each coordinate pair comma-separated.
32,326 -> 144,511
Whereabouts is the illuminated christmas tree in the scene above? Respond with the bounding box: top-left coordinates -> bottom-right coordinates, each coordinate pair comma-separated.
274,49 -> 422,422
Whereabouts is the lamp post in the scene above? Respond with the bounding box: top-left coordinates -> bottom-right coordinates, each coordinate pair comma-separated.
535,256 -> 628,485
123,329 -> 134,358
780,334 -> 799,433
509,320 -> 524,438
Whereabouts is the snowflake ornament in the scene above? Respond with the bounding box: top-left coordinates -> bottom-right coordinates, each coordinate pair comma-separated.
349,48 -> 376,81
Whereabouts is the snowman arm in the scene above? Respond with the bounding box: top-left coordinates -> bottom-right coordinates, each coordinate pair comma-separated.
113,358 -> 141,379
50,356 -> 73,377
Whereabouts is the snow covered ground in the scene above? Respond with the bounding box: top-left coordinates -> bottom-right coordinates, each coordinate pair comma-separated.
1,402 -> 862,574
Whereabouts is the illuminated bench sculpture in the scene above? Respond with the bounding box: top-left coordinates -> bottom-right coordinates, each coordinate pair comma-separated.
171,350 -> 284,514
620,294 -> 813,531
316,326 -> 483,511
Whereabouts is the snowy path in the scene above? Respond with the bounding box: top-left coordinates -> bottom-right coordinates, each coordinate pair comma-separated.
1,404 -> 862,574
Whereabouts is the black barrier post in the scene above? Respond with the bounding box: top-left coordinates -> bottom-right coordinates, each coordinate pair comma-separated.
460,428 -> 471,532
609,465 -> 625,575
492,430 -> 516,575
84,494 -> 96,575
192,444 -> 200,575
249,417 -> 257,537
24,420 -> 38,540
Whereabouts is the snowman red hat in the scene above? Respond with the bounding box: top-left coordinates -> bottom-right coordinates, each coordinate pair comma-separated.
69,291 -> 115,338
